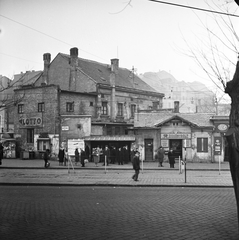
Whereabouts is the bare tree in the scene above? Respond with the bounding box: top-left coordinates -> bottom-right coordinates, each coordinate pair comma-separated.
185,0 -> 239,226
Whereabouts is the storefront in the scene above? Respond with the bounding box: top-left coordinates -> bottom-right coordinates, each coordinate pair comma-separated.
84,135 -> 135,163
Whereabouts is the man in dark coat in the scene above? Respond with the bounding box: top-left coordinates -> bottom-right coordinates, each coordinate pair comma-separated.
157,146 -> 165,167
80,148 -> 86,167
132,151 -> 140,181
168,148 -> 175,168
0,142 -> 4,165
102,145 -> 110,166
44,149 -> 50,168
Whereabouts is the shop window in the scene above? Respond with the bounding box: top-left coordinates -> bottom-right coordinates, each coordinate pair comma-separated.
102,102 -> 108,115
18,104 -> 24,114
66,102 -> 74,112
131,104 -> 136,118
37,140 -> 50,151
197,138 -> 208,152
27,129 -> 34,143
117,103 -> 123,116
38,102 -> 45,112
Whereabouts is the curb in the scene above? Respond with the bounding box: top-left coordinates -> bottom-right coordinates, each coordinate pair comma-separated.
0,182 -> 234,188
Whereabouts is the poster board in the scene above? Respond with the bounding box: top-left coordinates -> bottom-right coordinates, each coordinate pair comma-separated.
67,139 -> 85,156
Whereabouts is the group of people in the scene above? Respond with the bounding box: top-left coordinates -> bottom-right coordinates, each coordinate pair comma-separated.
155,146 -> 175,168
58,145 -> 90,167
92,145 -> 130,166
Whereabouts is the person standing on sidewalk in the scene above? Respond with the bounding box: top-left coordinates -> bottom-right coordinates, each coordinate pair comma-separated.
58,146 -> 65,166
75,148 -> 80,166
132,151 -> 140,181
102,145 -> 110,166
0,142 -> 4,165
80,148 -> 86,167
168,148 -> 175,168
157,146 -> 165,167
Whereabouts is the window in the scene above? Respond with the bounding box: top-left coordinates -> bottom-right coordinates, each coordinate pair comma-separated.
38,102 -> 45,112
90,102 -> 93,107
66,102 -> 74,112
18,104 -> 24,113
131,104 -> 136,118
117,103 -> 123,116
153,101 -> 159,110
102,102 -> 108,115
197,138 -> 208,152
27,129 -> 34,143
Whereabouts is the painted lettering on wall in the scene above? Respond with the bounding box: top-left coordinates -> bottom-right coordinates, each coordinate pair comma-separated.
19,117 -> 42,126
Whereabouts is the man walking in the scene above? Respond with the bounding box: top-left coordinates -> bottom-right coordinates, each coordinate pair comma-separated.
132,151 -> 140,181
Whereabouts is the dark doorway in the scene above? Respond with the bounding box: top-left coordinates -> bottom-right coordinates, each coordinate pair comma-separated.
169,139 -> 182,159
145,139 -> 153,161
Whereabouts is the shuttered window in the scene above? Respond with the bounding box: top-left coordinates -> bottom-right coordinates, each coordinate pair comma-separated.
197,138 -> 208,152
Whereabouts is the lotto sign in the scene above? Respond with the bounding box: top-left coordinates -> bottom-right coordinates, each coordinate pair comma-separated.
214,137 -> 222,155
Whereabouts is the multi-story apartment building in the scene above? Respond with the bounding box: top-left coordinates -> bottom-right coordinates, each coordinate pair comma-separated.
13,47 -> 164,158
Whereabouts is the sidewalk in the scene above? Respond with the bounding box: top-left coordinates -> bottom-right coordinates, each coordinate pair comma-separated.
0,158 -> 233,187
0,158 -> 231,170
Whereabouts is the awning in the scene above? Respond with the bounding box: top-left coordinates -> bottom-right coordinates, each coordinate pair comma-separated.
84,135 -> 135,141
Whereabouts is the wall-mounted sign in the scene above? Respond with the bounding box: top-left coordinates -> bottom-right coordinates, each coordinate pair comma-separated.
161,133 -> 191,139
62,126 -> 69,131
19,117 -> 42,126
214,137 -> 222,155
216,123 -> 228,132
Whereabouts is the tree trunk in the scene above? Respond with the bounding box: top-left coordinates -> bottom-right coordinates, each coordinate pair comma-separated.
225,57 -> 239,228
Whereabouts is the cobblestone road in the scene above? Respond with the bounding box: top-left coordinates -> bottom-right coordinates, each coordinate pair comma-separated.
0,186 -> 238,240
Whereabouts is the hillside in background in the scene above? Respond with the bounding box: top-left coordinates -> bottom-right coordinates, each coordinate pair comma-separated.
139,70 -> 230,115
139,70 -> 210,94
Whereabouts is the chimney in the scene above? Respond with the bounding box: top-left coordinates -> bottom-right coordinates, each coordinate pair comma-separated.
110,59 -> 119,121
43,53 -> 51,85
69,47 -> 78,91
70,47 -> 78,67
174,101 -> 179,113
111,58 -> 119,73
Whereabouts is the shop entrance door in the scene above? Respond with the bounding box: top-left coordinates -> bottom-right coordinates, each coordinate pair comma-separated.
145,139 -> 153,161
169,139 -> 182,159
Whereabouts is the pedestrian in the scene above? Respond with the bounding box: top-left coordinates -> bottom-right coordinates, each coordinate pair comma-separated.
0,142 -> 4,165
110,146 -> 116,164
102,145 -> 110,166
93,147 -> 100,167
132,151 -> 140,181
168,148 -> 175,168
157,146 -> 165,167
44,149 -> 50,168
75,148 -> 80,165
58,146 -> 65,166
80,148 -> 86,167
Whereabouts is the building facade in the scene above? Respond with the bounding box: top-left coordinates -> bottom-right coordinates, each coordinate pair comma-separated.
129,106 -> 229,163
13,47 -> 164,159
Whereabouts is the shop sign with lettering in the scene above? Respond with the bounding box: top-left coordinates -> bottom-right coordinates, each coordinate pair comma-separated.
19,117 -> 42,126
161,133 -> 191,139
214,137 -> 222,155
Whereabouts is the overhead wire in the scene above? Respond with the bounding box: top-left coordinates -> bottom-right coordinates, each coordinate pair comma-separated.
148,0 -> 239,17
0,14 -> 108,62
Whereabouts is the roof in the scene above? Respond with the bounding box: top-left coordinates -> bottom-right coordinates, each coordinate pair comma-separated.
60,53 -> 163,96
12,71 -> 42,87
134,112 -> 214,128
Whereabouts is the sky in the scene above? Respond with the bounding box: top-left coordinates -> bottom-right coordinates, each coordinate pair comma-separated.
0,0 -> 238,101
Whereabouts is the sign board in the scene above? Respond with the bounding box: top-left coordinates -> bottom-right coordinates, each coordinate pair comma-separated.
62,126 -> 69,131
215,123 -> 229,133
67,139 -> 85,156
214,137 -> 222,155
